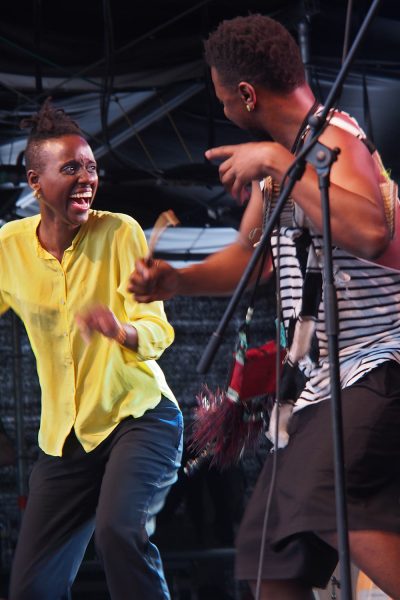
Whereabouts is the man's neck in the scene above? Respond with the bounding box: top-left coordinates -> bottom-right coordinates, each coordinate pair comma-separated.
258,85 -> 317,151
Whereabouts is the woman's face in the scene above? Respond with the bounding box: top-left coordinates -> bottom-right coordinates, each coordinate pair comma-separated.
28,134 -> 99,229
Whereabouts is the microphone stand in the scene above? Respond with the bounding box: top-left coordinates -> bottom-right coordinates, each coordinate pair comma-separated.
197,1 -> 382,598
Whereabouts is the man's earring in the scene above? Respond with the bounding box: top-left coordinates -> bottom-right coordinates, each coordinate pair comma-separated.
245,103 -> 253,112
33,189 -> 42,201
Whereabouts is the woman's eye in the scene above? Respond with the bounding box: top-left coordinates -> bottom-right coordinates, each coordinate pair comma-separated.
63,165 -> 76,174
62,162 -> 97,175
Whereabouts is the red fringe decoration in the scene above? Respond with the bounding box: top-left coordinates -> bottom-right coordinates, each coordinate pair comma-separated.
185,339 -> 284,472
188,386 -> 270,470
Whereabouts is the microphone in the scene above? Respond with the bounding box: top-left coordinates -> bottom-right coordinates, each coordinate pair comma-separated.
297,19 -> 311,85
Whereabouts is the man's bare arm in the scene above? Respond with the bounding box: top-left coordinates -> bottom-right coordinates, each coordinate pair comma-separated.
128,182 -> 271,302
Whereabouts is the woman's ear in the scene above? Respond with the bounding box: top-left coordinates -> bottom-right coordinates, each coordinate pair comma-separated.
27,170 -> 39,192
238,81 -> 257,112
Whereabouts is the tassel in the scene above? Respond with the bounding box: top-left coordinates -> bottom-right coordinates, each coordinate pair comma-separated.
187,386 -> 269,470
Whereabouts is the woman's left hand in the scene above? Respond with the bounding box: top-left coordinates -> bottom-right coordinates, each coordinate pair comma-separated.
76,305 -> 122,343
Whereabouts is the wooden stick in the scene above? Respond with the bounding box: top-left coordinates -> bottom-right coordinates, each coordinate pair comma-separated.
147,209 -> 180,259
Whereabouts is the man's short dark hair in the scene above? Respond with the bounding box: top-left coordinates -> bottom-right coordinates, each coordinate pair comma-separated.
21,97 -> 83,171
204,14 -> 305,93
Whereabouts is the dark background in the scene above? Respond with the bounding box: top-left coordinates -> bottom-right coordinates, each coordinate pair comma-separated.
0,0 -> 399,227
0,1 -> 400,598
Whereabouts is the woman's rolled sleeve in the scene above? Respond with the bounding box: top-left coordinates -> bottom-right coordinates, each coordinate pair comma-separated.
133,316 -> 174,361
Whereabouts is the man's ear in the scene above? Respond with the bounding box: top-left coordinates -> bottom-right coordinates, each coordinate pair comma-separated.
238,81 -> 257,111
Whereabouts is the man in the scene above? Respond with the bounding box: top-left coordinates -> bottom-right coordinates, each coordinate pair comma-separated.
1,99 -> 182,600
129,14 -> 400,600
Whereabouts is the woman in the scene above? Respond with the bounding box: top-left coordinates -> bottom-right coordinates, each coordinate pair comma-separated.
1,98 -> 182,600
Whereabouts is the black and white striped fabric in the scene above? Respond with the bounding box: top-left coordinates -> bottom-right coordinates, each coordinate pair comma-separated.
268,108 -> 400,412
272,229 -> 400,411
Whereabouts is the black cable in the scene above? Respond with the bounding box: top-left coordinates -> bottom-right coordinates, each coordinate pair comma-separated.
99,3 -> 162,178
43,0 -> 214,100
100,0 -> 115,159
279,103 -> 337,194
362,69 -> 374,145
342,0 -> 354,64
33,0 -> 43,95
254,213 -> 282,600
248,101 -> 337,600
